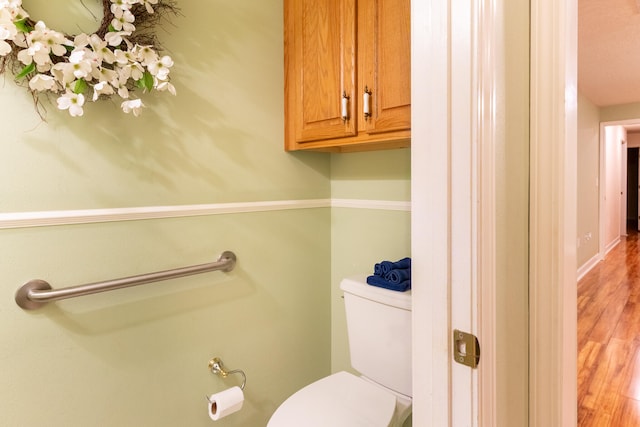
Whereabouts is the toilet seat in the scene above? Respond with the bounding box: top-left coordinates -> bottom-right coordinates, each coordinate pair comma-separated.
267,371 -> 397,427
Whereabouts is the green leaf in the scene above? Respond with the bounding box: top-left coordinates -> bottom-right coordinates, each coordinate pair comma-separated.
14,19 -> 33,33
136,71 -> 154,92
73,79 -> 88,94
108,24 -> 116,32
15,62 -> 35,79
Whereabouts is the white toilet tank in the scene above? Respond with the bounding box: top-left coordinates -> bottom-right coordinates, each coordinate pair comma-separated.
340,275 -> 412,397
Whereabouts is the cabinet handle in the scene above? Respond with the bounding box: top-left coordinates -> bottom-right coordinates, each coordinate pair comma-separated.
363,86 -> 372,119
341,91 -> 350,122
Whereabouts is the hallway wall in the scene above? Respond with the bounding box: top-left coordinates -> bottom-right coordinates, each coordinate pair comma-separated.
601,101 -> 640,122
577,93 -> 601,267
604,125 -> 624,251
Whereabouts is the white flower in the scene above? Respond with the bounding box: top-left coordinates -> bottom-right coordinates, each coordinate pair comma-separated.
68,49 -> 93,79
16,47 -> 30,64
28,73 -> 57,91
141,0 -> 158,14
0,11 -> 18,54
110,0 -> 135,14
0,39 -> 9,55
128,62 -> 144,80
121,98 -> 144,116
104,30 -> 131,47
147,55 -> 173,80
51,62 -> 75,84
18,41 -> 50,66
73,33 -> 90,48
6,4 -> 28,22
89,34 -> 116,64
11,31 -> 26,48
117,85 -> 129,99
92,80 -> 114,101
155,80 -> 176,95
134,45 -> 158,66
93,66 -> 118,86
35,62 -> 51,72
0,0 -> 24,10
42,31 -> 69,57
112,7 -> 136,32
57,91 -> 85,117
115,63 -> 131,84
114,47 -> 138,65
29,21 -> 69,57
0,0 -> 177,117
0,23 -> 15,41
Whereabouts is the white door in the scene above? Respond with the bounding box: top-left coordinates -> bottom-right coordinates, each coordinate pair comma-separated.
412,1 -> 506,426
411,0 -> 529,427
449,1 -> 479,425
411,0 -> 476,424
411,1 -> 454,424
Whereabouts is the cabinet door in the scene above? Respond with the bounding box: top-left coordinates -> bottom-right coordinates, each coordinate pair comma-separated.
359,0 -> 411,135
285,0 -> 357,145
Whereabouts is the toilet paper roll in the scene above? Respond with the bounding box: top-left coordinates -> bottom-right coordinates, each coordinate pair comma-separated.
207,386 -> 244,421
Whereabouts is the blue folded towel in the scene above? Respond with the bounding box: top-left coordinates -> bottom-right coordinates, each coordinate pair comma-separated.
367,274 -> 411,292
379,257 -> 412,274
374,263 -> 384,276
385,268 -> 411,284
369,257 -> 411,292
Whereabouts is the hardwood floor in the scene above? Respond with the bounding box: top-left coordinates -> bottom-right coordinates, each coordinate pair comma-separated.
578,229 -> 640,426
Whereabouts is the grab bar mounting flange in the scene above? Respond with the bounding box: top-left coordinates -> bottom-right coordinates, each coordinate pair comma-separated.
15,279 -> 52,310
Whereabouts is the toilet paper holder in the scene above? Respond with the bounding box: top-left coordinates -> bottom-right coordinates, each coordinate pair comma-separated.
208,357 -> 246,390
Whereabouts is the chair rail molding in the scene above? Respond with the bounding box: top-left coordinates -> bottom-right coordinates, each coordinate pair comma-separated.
0,198 -> 411,229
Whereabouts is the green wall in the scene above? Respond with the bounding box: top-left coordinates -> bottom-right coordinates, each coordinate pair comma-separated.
1,1 -> 413,425
2,212 -> 331,426
329,150 -> 411,374
330,149 -> 411,427
0,1 -> 334,426
0,1 -> 329,211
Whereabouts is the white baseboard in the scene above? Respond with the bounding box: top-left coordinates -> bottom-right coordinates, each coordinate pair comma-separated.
577,252 -> 602,282
605,236 -> 621,255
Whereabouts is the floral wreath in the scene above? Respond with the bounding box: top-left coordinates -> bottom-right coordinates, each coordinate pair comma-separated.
0,0 -> 178,117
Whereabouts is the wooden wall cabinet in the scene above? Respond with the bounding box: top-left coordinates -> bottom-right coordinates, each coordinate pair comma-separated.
284,0 -> 411,152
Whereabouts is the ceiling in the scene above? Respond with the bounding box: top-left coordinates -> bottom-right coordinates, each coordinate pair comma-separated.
579,0 -> 640,107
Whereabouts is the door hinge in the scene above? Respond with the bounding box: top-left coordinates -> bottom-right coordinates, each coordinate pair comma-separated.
453,329 -> 480,368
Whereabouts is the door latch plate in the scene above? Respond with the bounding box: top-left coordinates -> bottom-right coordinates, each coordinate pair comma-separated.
453,329 -> 480,368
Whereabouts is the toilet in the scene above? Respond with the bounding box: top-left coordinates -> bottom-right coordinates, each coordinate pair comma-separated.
268,275 -> 412,427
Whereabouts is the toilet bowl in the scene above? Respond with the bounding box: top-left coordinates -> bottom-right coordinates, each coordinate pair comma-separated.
268,275 -> 413,427
267,371 -> 411,427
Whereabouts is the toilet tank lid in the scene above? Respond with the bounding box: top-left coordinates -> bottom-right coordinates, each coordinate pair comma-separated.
340,275 -> 412,310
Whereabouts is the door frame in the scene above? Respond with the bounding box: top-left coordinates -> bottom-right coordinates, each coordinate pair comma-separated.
411,0 -> 452,424
529,0 -> 578,425
412,0 -> 500,425
414,0 -> 580,426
